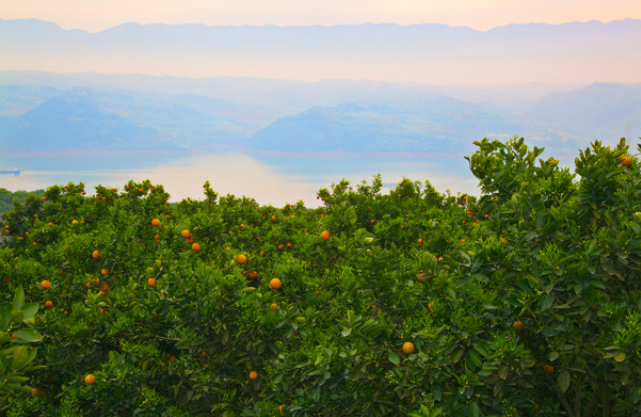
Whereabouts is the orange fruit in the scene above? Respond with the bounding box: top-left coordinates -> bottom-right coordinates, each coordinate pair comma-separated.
31,387 -> 43,397
192,242 -> 201,252
148,278 -> 156,287
92,250 -> 100,259
545,365 -> 554,374
248,271 -> 258,280
271,303 -> 278,309
151,218 -> 161,227
622,156 -> 632,166
402,341 -> 415,354
459,239 -> 465,244
513,321 -> 524,331
418,238 -> 423,244
279,405 -> 284,416
169,355 -> 176,362
249,371 -> 258,380
278,244 -> 284,250
237,254 -> 247,264
200,351 -> 207,359
84,374 -> 96,385
71,220 -> 78,225
101,269 -> 108,276
320,231 -> 331,241
181,229 -> 191,239
270,278 -> 282,290
45,300 -> 53,308
41,280 -> 50,289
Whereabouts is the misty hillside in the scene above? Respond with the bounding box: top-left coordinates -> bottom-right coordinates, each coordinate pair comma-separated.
246,99 -> 521,154
0,72 -> 639,158
0,19 -> 639,84
0,92 -> 170,151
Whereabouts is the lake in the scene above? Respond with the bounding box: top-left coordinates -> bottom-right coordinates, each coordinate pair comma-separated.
0,149 -> 481,206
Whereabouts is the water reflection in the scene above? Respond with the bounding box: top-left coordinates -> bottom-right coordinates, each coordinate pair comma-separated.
1,151 -> 480,206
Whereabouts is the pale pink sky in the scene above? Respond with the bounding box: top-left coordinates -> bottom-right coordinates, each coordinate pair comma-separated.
2,0 -> 640,31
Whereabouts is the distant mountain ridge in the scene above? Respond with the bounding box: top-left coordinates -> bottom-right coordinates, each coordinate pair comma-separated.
0,72 -> 639,159
0,91 -> 170,151
1,18 -> 639,84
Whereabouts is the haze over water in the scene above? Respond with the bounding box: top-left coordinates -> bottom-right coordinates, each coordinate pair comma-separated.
1,0 -> 639,205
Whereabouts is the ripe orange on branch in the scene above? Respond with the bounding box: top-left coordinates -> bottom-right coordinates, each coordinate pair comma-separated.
402,341 -> 415,354
320,231 -> 331,241
151,218 -> 161,227
270,278 -> 282,290
236,254 -> 247,264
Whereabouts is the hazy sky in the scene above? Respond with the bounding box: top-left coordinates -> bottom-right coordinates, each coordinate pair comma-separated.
3,0 -> 640,31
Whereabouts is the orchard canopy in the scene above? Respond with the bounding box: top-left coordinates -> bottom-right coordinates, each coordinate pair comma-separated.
1,137 -> 640,417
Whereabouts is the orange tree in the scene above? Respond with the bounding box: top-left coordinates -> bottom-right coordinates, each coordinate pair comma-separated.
0,138 -> 639,416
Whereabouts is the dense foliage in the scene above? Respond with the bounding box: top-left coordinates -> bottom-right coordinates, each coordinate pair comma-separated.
0,137 -> 640,416
0,188 -> 45,215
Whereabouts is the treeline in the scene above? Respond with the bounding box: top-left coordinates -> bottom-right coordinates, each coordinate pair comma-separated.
0,188 -> 45,214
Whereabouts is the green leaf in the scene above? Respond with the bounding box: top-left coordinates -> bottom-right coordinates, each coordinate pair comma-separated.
22,304 -> 39,322
549,352 -> 559,362
451,349 -> 464,364
0,304 -> 11,331
14,328 -> 42,342
469,401 -> 481,417
388,353 -> 400,366
558,370 -> 571,393
540,293 -> 554,311
614,352 -> 626,362
629,387 -> 640,404
12,285 -> 25,311
273,373 -> 283,384
341,328 -> 352,337
12,345 -> 28,370
11,310 -> 24,323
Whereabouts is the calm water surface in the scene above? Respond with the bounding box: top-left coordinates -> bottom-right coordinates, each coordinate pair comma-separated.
0,150 -> 480,206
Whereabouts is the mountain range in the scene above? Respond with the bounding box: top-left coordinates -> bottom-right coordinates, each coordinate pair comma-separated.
0,71 -> 640,163
1,18 -> 639,84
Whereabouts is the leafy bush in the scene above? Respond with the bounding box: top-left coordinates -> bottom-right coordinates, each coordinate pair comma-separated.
0,136 -> 639,416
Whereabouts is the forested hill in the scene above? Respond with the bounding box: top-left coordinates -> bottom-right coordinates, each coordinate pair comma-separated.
0,188 -> 45,214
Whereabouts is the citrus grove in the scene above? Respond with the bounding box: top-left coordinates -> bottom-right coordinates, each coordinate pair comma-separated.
1,137 -> 640,416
